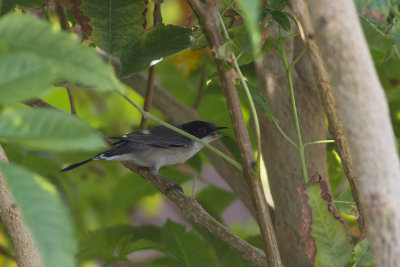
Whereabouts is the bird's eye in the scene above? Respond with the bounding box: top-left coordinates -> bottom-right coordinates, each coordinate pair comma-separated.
198,127 -> 207,135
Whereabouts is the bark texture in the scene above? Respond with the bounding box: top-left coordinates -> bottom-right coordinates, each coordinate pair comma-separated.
299,0 -> 400,265
289,0 -> 365,231
0,145 -> 43,267
256,28 -> 327,266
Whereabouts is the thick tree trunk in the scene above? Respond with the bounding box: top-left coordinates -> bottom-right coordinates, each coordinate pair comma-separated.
293,0 -> 400,265
257,30 -> 327,266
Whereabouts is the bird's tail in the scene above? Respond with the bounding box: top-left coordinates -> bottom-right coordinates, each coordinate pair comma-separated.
61,158 -> 93,172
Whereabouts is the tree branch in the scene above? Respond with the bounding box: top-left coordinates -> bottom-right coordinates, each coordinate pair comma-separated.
122,162 -> 267,266
291,0 -> 400,265
185,1 -> 282,265
289,0 -> 365,231
0,145 -> 43,267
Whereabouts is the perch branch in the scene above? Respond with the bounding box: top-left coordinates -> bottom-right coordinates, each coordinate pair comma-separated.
122,162 -> 267,267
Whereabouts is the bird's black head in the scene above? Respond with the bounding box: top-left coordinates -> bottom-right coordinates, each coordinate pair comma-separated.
181,121 -> 227,139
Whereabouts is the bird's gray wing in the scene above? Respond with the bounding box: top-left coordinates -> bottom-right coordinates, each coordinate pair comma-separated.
110,125 -> 191,148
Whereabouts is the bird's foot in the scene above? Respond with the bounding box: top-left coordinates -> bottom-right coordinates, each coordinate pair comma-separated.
166,182 -> 184,194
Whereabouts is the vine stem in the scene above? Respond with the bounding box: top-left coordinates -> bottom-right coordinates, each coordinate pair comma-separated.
117,92 -> 243,171
279,34 -> 308,183
232,53 -> 262,163
273,119 -> 299,149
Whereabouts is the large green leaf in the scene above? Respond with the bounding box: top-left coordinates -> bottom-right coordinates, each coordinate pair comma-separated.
0,13 -> 123,92
271,10 -> 291,31
299,175 -> 353,267
351,237 -> 374,267
0,162 -> 77,267
334,188 -> 356,216
120,25 -> 193,77
78,225 -> 162,264
196,185 -> 236,221
80,0 -> 145,55
0,52 -> 54,103
0,108 -> 106,152
160,220 -> 213,267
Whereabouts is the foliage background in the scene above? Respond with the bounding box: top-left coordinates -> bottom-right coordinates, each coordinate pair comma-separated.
0,0 -> 399,266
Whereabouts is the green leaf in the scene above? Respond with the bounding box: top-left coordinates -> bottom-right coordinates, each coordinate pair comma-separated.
120,25 -> 193,77
0,0 -> 45,15
359,16 -> 392,61
0,108 -> 106,152
196,185 -> 236,221
238,83 -> 275,119
0,52 -> 53,103
235,0 -> 262,55
110,174 -> 156,209
351,238 -> 374,267
334,188 -> 356,215
78,225 -> 162,263
219,25 -> 256,65
271,10 -> 290,31
0,13 -> 123,92
270,0 -> 288,11
161,220 -> 213,267
80,0 -> 145,55
0,162 -> 77,267
389,22 -> 400,49
354,0 -> 391,24
299,175 -> 353,267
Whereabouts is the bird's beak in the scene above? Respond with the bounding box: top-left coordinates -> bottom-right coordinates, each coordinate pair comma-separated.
211,126 -> 227,137
214,126 -> 228,131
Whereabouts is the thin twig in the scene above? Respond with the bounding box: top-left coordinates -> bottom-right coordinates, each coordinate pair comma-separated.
279,33 -> 308,183
66,88 -> 77,115
273,119 -> 299,149
122,162 -> 267,266
193,63 -> 206,109
140,1 -> 163,130
55,1 -> 70,32
24,99 -> 57,109
0,244 -> 15,261
140,66 -> 155,129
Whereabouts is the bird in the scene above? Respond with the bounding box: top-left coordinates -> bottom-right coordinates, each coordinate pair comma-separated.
61,120 -> 227,174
